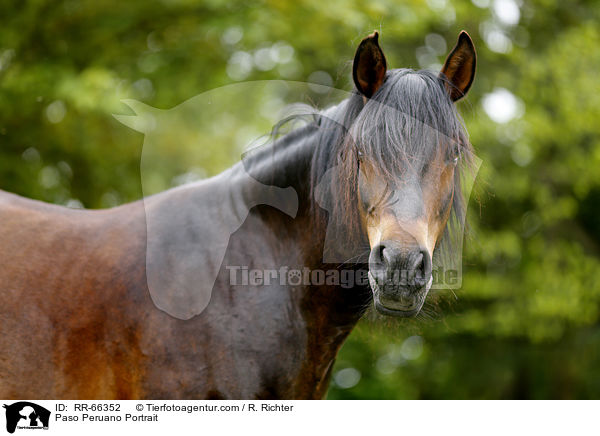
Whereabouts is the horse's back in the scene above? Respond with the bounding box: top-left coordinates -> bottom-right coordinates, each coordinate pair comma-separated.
0,190 -> 150,399
0,189 -> 146,286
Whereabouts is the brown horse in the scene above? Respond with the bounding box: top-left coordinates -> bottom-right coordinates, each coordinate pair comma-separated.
0,31 -> 476,399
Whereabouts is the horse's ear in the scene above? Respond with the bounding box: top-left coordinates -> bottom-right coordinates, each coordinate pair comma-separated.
353,31 -> 387,98
440,31 -> 476,102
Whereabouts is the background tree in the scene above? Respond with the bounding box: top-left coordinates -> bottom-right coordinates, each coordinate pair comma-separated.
1,0 -> 599,398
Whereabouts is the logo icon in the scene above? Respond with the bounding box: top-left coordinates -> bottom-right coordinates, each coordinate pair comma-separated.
3,402 -> 50,434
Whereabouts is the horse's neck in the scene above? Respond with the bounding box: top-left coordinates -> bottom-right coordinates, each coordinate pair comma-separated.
225,122 -> 371,396
147,116 -> 370,318
236,123 -> 320,206
231,120 -> 372,325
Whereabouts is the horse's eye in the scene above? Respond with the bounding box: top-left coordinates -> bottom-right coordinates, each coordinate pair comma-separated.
447,147 -> 460,166
447,141 -> 461,166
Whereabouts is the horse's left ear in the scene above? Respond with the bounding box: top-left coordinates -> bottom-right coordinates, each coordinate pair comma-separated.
440,31 -> 476,102
353,31 -> 387,98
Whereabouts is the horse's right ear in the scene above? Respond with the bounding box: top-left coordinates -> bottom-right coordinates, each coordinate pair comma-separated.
353,31 -> 387,98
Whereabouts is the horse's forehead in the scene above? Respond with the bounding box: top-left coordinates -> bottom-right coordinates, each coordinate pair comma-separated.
398,72 -> 427,89
361,142 -> 448,186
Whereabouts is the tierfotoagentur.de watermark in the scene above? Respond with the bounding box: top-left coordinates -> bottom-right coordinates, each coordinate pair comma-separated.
226,266 -> 460,289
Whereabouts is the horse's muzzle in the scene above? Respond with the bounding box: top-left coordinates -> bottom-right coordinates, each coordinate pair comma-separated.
368,241 -> 432,317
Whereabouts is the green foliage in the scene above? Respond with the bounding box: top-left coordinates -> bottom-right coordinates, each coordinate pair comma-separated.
1,0 -> 599,398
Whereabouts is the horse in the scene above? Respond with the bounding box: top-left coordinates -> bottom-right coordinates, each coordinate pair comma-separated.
0,30 -> 477,399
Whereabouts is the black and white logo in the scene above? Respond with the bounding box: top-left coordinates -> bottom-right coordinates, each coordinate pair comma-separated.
3,402 -> 50,434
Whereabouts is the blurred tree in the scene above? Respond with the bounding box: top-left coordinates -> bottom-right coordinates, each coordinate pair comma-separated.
1,0 -> 599,398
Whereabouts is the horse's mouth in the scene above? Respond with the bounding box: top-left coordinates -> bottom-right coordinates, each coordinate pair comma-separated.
373,300 -> 422,317
373,293 -> 426,317
368,272 -> 429,317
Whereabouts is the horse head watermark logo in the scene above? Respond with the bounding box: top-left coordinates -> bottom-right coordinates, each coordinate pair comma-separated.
115,80 -> 480,320
3,402 -> 50,434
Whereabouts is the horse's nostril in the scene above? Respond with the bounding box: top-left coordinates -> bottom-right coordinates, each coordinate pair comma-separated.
413,252 -> 424,273
381,246 -> 395,267
412,253 -> 425,284
369,243 -> 386,266
413,249 -> 432,287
